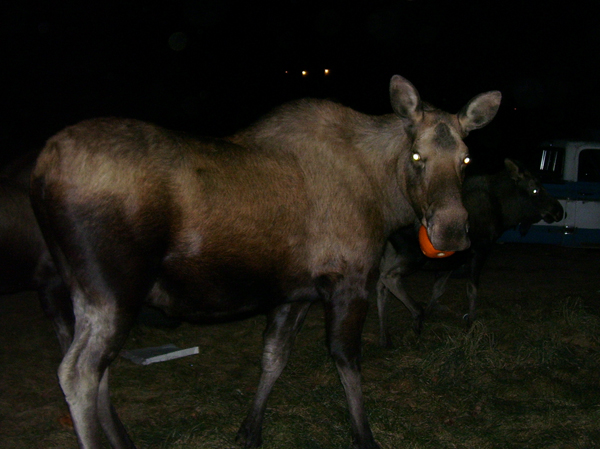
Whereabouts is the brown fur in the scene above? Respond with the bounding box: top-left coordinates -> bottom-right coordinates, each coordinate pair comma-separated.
31,75 -> 501,449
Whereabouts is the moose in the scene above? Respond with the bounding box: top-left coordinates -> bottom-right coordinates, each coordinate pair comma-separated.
0,157 -> 73,354
30,75 -> 501,449
377,158 -> 564,347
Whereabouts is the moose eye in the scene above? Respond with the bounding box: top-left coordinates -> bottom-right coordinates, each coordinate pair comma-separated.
532,188 -> 539,195
463,156 -> 471,165
412,152 -> 421,162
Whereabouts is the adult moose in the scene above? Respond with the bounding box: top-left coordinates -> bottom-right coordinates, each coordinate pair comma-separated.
377,159 -> 564,347
30,75 -> 500,449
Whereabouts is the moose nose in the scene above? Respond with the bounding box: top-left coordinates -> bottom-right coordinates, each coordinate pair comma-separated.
425,206 -> 470,252
553,203 -> 565,221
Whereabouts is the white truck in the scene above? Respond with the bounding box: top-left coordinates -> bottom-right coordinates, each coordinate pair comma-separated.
500,140 -> 600,247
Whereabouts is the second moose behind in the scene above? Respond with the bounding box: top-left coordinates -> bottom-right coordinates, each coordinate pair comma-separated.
377,159 -> 564,347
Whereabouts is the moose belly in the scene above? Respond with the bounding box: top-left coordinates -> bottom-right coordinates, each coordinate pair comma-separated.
146,259 -> 313,322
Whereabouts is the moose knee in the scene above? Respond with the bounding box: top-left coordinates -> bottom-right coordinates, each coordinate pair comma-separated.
324,297 -> 370,365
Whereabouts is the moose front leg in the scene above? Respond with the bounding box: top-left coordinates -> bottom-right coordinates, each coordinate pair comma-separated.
378,272 -> 424,344
377,241 -> 424,346
324,292 -> 379,449
236,301 -> 312,448
465,246 -> 490,328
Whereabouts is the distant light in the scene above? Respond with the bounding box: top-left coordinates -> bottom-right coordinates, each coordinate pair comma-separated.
302,71 -> 308,76
324,69 -> 330,75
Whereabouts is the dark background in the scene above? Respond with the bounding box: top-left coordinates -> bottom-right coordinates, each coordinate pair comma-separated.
2,1 -> 599,171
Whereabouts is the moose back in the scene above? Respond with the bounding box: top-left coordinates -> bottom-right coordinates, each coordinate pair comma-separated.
31,75 -> 500,448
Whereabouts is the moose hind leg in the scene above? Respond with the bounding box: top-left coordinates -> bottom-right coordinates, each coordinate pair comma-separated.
58,343 -> 103,448
97,367 -> 135,448
38,279 -> 74,355
35,252 -> 75,355
58,291 -> 135,449
324,287 -> 379,449
236,301 -> 312,448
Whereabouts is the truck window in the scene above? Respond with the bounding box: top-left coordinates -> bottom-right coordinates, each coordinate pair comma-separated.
537,146 -> 565,183
578,149 -> 600,182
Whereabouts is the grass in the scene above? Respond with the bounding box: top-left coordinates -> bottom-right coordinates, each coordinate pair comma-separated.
1,243 -> 599,448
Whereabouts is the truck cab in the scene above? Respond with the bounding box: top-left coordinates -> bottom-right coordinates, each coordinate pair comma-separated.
500,140 -> 600,247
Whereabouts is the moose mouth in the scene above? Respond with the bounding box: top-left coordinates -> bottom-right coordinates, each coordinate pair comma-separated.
542,211 -> 563,223
541,204 -> 565,223
423,219 -> 470,253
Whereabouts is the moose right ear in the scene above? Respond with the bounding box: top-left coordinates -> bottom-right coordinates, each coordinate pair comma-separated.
390,75 -> 423,123
458,91 -> 502,135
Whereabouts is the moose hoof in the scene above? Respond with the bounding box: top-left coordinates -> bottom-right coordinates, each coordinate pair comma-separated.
235,424 -> 262,448
379,334 -> 394,349
351,438 -> 381,449
462,313 -> 476,329
413,316 -> 424,335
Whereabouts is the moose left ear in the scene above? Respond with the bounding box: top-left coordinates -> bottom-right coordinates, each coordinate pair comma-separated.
389,75 -> 423,123
458,91 -> 502,135
504,158 -> 524,181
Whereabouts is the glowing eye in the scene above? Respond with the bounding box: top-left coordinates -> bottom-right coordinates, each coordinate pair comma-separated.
412,153 -> 421,161
463,156 -> 471,165
532,189 -> 539,195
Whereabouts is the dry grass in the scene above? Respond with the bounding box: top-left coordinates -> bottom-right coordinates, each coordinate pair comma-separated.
1,243 -> 599,448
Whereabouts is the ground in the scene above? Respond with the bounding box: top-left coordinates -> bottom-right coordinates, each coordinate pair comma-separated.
1,242 -> 599,448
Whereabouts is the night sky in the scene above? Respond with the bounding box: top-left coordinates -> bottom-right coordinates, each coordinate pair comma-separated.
2,1 -> 599,169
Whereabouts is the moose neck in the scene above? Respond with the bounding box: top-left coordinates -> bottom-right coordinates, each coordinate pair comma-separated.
231,100 -> 418,237
350,113 -> 419,234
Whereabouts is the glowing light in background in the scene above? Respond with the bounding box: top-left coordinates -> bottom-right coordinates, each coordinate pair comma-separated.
283,69 -> 331,78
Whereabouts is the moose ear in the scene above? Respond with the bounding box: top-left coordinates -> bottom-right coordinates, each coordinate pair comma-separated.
458,91 -> 502,135
390,75 -> 423,122
504,158 -> 523,181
